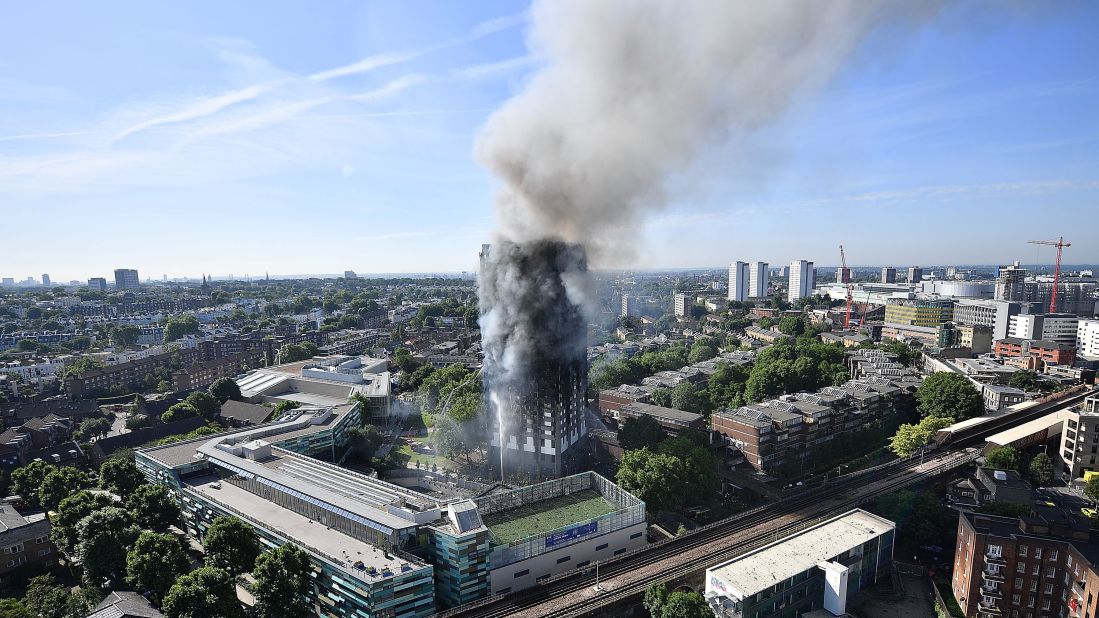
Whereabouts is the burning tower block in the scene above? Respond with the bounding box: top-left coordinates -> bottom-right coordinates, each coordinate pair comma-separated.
480,241 -> 590,480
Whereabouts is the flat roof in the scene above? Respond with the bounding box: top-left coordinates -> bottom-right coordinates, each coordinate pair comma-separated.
707,509 -> 894,599
186,475 -> 424,579
985,410 -> 1070,448
620,402 -> 703,424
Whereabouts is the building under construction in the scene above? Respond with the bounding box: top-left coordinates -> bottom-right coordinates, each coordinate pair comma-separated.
479,241 -> 590,481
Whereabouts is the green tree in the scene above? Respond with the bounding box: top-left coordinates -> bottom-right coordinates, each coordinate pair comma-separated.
687,338 -> 719,364
61,356 -> 104,379
163,315 -> 201,343
347,425 -> 384,462
184,390 -> 221,419
618,415 -> 666,452
643,583 -> 669,618
658,437 -> 718,504
51,490 -> 115,556
777,315 -> 806,337
10,461 -> 52,507
615,448 -> 686,513
209,377 -> 242,403
251,544 -> 313,618
126,532 -> 191,600
127,484 -> 182,532
889,416 -> 954,457
77,507 -> 140,587
161,401 -> 199,423
77,416 -> 112,440
110,324 -> 141,348
0,600 -> 32,618
1028,453 -> 1054,487
661,591 -> 712,618
21,574 -> 84,618
1086,477 -> 1099,508
38,467 -> 92,511
277,342 -> 318,363
204,516 -> 261,575
985,446 -> 1022,472
163,567 -> 245,618
99,457 -> 146,499
1008,370 -> 1041,392
916,372 -> 983,420
392,347 -> 419,373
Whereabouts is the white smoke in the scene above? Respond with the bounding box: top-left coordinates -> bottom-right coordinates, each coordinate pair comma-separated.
477,0 -> 940,258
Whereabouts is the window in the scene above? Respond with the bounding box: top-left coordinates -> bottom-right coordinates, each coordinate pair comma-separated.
36,548 -> 50,556
513,569 -> 529,579
1015,578 -> 1024,588
3,544 -> 24,554
576,560 -> 590,568
1044,582 -> 1054,594
1033,564 -> 1041,576
1013,594 -> 1022,605
1042,600 -> 1051,611
556,556 -> 570,564
1030,581 -> 1038,592
1018,562 -> 1027,573
1019,546 -> 1029,557
1047,566 -> 1056,578
34,536 -> 48,545
613,548 -> 627,556
630,532 -> 643,540
1027,596 -> 1036,607
596,543 -> 608,551
1035,548 -> 1043,559
1049,550 -> 1059,561
989,545 -> 1004,558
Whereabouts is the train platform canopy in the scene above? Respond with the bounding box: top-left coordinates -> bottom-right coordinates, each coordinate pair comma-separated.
985,410 -> 1070,452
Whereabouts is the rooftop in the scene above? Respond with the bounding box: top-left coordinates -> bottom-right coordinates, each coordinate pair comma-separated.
482,489 -> 614,546
707,509 -> 894,598
619,402 -> 703,425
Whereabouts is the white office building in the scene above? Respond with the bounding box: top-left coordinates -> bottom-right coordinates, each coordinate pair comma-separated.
1079,319 -> 1099,359
748,262 -> 769,299
674,293 -> 690,318
787,260 -> 815,302
728,262 -> 749,302
1009,313 -> 1080,348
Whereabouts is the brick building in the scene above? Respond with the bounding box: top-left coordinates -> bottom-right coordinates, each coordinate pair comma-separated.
994,338 -> 1077,367
0,504 -> 56,586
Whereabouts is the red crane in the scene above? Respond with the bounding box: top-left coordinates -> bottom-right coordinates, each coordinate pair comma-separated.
839,245 -> 854,329
1028,236 -> 1071,312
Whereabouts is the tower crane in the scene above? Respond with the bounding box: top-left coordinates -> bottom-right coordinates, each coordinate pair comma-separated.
839,245 -> 855,329
1027,236 -> 1071,312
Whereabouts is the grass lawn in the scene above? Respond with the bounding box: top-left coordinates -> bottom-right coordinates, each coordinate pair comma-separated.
482,489 -> 615,545
392,441 -> 459,471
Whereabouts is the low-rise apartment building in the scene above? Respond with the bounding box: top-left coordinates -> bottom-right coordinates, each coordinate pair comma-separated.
0,504 -> 56,587
994,338 -> 1077,367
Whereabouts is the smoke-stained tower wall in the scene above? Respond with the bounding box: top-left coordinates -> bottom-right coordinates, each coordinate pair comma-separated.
479,241 -> 589,480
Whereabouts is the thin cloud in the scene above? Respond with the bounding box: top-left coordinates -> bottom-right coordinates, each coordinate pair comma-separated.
111,82 -> 279,143
452,55 -> 538,80
0,130 -> 95,143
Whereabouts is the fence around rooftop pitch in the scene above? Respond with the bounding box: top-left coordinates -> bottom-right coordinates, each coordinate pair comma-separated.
474,471 -> 646,569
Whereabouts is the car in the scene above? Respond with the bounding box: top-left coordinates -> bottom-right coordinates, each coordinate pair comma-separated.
1082,507 -> 1097,519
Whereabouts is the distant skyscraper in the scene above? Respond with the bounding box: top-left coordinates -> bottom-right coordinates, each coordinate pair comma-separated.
674,292 -> 690,318
788,260 -> 815,302
114,268 -> 140,290
995,261 -> 1027,301
728,261 -> 749,302
881,267 -> 896,284
88,277 -> 107,291
41,274 -> 50,287
748,262 -> 769,298
907,266 -> 923,284
344,270 -> 358,279
1,278 -> 14,286
837,267 -> 851,284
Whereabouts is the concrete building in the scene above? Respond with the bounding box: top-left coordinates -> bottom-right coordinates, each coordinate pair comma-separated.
1078,319 -> 1099,359
787,260 -> 815,303
959,324 -> 994,355
748,262 -> 769,299
907,266 -> 923,283
612,402 -> 706,436
982,384 -> 1027,411
884,298 -> 954,329
137,414 -> 645,616
728,261 -> 749,302
87,277 -> 107,290
705,509 -> 894,618
113,268 -> 140,290
40,274 -> 50,287
235,355 -> 392,421
995,261 -> 1028,301
951,505 -> 1099,618
953,299 -> 1025,341
1009,313 -> 1080,348
1059,395 -> 1099,481
674,293 -> 691,318
881,267 -> 897,284
837,267 -> 851,284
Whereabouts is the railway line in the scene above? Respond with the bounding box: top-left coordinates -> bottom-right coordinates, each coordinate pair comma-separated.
437,385 -> 1096,618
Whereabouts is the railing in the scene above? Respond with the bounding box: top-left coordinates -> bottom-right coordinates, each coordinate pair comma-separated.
984,553 -> 1007,566
980,585 -> 1003,598
982,570 -> 1005,583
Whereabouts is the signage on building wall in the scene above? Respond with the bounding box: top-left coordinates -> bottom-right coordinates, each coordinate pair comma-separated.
545,521 -> 598,548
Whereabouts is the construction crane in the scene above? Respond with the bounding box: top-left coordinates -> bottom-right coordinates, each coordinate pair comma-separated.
1028,236 -> 1071,312
839,245 -> 855,329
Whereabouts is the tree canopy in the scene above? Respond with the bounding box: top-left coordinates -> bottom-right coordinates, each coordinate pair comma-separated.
163,567 -> 245,618
163,315 -> 201,343
615,448 -> 687,513
127,484 -> 182,532
251,544 -> 313,618
99,457 -> 146,499
916,372 -> 983,420
1028,453 -> 1054,487
38,467 -> 92,511
126,531 -> 191,600
889,416 -> 954,457
985,446 -> 1022,472
204,516 -> 261,575
76,507 -> 140,587
209,377 -> 242,403
618,415 -> 665,452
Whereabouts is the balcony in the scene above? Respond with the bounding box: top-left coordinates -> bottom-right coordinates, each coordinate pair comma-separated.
980,585 -> 1003,598
984,552 -> 1007,566
978,599 -> 1002,614
982,570 -> 1005,583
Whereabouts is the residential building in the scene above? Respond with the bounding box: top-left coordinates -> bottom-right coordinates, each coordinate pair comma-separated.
948,467 -> 1033,508
1059,395 -> 1099,480
674,293 -> 691,318
1078,319 -> 1099,359
959,324 -> 994,355
907,266 -> 923,283
137,414 -> 646,615
728,261 -> 749,302
705,509 -> 894,618
597,385 -> 652,414
881,267 -> 897,284
613,402 -> 706,436
40,274 -> 50,287
749,262 -> 769,298
1009,313 -> 1080,348
88,591 -> 165,618
343,270 -> 357,279
216,400 -> 274,427
837,267 -> 851,284
787,260 -> 815,302
951,505 -> 1099,618
87,277 -> 107,290
993,338 -> 1077,367
743,326 -> 789,344
0,504 -> 56,586
995,261 -> 1028,301
113,268 -> 140,290
982,384 -> 1027,411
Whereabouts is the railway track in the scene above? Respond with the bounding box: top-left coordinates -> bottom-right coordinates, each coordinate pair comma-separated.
439,451 -> 970,618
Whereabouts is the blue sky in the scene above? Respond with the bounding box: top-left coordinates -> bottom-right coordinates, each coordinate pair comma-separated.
1,1 -> 1097,282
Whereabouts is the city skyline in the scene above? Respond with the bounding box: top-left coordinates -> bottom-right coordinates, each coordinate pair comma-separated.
3,1 -> 1099,278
